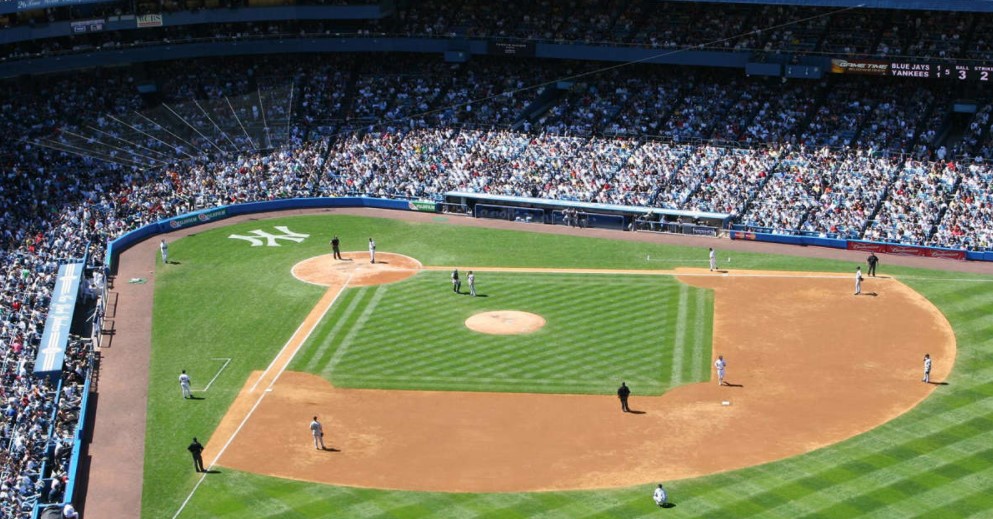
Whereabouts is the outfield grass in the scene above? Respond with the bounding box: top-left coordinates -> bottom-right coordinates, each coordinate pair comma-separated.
290,272 -> 713,395
144,214 -> 993,518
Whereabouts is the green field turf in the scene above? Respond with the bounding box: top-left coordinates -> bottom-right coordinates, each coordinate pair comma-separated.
141,214 -> 993,518
290,272 -> 713,395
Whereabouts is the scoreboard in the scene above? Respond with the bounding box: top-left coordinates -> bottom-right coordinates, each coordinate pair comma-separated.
831,58 -> 993,81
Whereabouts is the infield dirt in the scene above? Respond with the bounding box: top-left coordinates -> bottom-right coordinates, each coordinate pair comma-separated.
207,259 -> 955,492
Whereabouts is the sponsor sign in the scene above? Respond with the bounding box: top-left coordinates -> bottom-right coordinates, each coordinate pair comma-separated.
847,241 -> 965,260
488,41 -> 536,57
70,18 -> 105,34
690,225 -> 718,237
136,13 -> 163,28
166,207 -> 227,230
730,231 -> 757,241
16,0 -> 111,10
847,241 -> 887,253
409,200 -> 437,213
831,58 -> 890,76
34,263 -> 84,377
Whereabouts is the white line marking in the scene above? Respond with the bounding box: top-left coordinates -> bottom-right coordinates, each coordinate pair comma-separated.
191,358 -> 231,392
249,274 -> 352,393
174,274 -> 352,518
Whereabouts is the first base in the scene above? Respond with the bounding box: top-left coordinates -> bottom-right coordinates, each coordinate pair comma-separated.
721,400 -> 731,406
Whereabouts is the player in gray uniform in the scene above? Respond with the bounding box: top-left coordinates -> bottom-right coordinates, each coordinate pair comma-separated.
310,416 -> 327,450
160,239 -> 169,264
368,238 -> 376,263
855,266 -> 863,295
709,248 -> 717,271
923,353 -> 932,383
714,355 -> 727,386
179,370 -> 192,399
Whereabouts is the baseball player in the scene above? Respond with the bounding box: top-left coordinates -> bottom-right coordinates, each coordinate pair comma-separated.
709,248 -> 717,271
653,483 -> 668,507
310,416 -> 327,450
179,370 -> 192,399
923,353 -> 932,383
368,238 -> 376,264
714,355 -> 727,386
160,239 -> 169,264
855,266 -> 863,295
617,382 -> 631,412
468,271 -> 476,296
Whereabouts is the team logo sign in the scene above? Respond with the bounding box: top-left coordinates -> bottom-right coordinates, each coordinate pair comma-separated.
228,226 -> 310,247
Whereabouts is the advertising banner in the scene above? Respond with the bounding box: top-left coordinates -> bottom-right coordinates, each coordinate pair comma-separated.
408,200 -> 437,212
34,262 -> 84,378
136,13 -> 163,28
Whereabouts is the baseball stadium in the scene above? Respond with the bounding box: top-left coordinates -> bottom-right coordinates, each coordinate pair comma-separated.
3,0 -> 993,518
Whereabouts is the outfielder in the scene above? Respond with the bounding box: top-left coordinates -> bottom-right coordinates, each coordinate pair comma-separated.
855,266 -> 863,295
160,239 -> 169,264
709,248 -> 717,271
923,353 -> 932,383
179,370 -> 192,399
714,355 -> 727,386
310,416 -> 327,450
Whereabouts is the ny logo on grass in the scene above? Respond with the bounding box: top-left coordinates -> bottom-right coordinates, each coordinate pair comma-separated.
228,226 -> 310,247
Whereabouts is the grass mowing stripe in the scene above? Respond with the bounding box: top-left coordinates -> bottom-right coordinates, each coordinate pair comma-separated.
691,288 -> 709,382
301,287 -> 369,372
323,285 -> 386,378
669,284 -> 690,386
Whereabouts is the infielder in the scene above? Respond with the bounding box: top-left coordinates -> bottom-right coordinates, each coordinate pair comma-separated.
468,271 -> 476,296
653,483 -> 668,507
855,266 -> 863,295
368,238 -> 376,264
923,353 -> 932,383
714,355 -> 727,386
179,370 -> 192,399
709,248 -> 717,271
310,416 -> 327,450
160,239 -> 169,264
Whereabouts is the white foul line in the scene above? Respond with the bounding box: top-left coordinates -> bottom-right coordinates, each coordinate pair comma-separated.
191,358 -> 232,393
173,273 -> 353,518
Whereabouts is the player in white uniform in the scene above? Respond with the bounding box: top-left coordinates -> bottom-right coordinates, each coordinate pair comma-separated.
179,370 -> 192,399
468,271 -> 476,296
368,238 -> 376,264
709,248 -> 717,271
855,266 -> 863,295
923,353 -> 932,383
160,239 -> 169,264
714,355 -> 727,386
310,416 -> 327,450
653,483 -> 668,507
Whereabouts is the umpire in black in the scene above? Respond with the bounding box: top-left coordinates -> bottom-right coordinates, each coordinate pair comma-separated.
867,252 -> 879,277
617,382 -> 631,413
188,437 -> 206,473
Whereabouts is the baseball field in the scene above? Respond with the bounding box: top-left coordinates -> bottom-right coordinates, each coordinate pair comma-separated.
110,212 -> 993,518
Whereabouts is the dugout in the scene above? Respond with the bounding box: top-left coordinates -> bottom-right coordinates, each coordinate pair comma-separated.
443,191 -> 729,234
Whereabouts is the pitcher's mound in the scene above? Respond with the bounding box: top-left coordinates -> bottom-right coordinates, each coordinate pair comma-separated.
465,311 -> 546,335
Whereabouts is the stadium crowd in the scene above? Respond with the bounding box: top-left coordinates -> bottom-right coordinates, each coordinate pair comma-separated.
1,31 -> 993,515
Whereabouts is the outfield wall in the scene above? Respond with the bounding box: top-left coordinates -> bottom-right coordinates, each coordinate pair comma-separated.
104,197 -> 417,273
728,230 -> 991,261
105,198 -> 993,275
